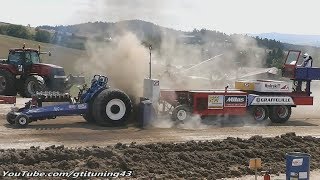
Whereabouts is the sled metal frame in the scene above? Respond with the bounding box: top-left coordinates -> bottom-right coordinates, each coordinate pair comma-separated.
8,75 -> 107,121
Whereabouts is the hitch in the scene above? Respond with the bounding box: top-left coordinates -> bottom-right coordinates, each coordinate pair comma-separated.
6,75 -> 110,128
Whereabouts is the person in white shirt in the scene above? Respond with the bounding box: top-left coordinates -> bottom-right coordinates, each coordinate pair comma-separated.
300,53 -> 313,67
296,53 -> 313,92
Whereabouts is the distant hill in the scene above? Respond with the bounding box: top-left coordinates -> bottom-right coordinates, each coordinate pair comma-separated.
2,20 -> 320,68
0,22 -> 10,26
37,20 -> 320,68
38,20 -> 282,49
38,20 -> 185,49
39,20 -> 181,37
253,32 -> 320,47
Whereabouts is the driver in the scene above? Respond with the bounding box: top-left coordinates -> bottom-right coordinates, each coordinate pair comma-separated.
300,53 -> 313,67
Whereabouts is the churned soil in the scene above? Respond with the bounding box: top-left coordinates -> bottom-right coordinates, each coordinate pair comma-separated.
0,133 -> 320,179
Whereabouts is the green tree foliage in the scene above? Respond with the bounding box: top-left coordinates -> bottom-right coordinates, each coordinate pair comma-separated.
266,48 -> 284,68
50,31 -> 86,50
6,24 -> 30,39
35,28 -> 51,43
255,36 -> 284,49
0,26 -> 5,34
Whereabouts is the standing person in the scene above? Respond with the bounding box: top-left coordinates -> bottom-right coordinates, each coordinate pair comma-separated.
296,53 -> 313,92
300,53 -> 313,67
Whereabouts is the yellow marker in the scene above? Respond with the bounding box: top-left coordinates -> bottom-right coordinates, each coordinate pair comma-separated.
249,158 -> 262,169
249,158 -> 262,180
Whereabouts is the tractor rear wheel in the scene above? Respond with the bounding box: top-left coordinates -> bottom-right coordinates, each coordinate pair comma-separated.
22,75 -> 47,98
6,112 -> 15,125
83,113 -> 95,123
82,110 -> 96,123
92,89 -> 132,126
269,105 -> 291,123
0,70 -> 16,96
83,89 -> 106,123
171,104 -> 192,122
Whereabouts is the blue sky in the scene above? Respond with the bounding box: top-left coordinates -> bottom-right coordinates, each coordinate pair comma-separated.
0,0 -> 319,35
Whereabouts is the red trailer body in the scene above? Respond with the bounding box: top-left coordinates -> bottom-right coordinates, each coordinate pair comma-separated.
158,50 -> 320,123
191,90 -> 247,116
159,89 -> 249,118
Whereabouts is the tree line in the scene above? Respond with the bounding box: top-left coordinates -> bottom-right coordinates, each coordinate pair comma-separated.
0,24 -> 51,43
0,24 -> 86,50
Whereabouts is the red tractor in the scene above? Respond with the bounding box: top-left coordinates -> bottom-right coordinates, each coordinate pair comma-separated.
0,45 -> 84,97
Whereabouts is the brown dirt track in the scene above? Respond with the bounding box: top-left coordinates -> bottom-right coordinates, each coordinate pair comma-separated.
0,133 -> 320,179
0,98 -> 320,179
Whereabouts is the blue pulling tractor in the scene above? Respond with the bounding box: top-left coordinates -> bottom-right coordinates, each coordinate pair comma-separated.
6,75 -> 133,127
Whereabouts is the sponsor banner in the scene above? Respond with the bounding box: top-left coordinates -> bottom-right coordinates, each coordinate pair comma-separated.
251,96 -> 295,105
69,105 -> 76,109
53,107 -> 61,111
208,95 -> 224,109
224,95 -> 247,107
254,81 -> 292,93
78,104 -> 87,109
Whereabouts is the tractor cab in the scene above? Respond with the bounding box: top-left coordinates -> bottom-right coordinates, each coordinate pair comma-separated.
282,50 -> 301,79
7,45 -> 51,74
8,49 -> 40,72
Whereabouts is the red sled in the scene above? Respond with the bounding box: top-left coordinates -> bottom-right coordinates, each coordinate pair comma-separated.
0,96 -> 16,104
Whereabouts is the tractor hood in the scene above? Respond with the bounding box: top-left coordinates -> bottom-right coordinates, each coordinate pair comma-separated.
31,63 -> 65,77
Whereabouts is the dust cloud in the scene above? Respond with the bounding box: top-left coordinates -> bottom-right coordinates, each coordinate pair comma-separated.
76,32 -> 149,103
74,0 -> 278,129
177,115 -> 208,129
153,34 -> 268,90
150,117 -> 175,129
76,0 -> 270,93
151,115 -> 208,129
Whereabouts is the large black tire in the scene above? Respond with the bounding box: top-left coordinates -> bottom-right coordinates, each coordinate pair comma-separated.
21,75 -> 47,98
250,106 -> 269,122
92,89 -> 132,126
82,88 -> 106,123
0,70 -> 16,96
171,104 -> 192,122
14,114 -> 29,128
6,112 -> 16,125
83,113 -> 95,123
269,105 -> 292,123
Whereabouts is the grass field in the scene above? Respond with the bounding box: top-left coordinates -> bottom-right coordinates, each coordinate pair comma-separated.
0,35 -> 87,74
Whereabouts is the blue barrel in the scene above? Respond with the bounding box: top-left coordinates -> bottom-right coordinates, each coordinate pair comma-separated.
138,98 -> 153,128
286,152 -> 311,180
